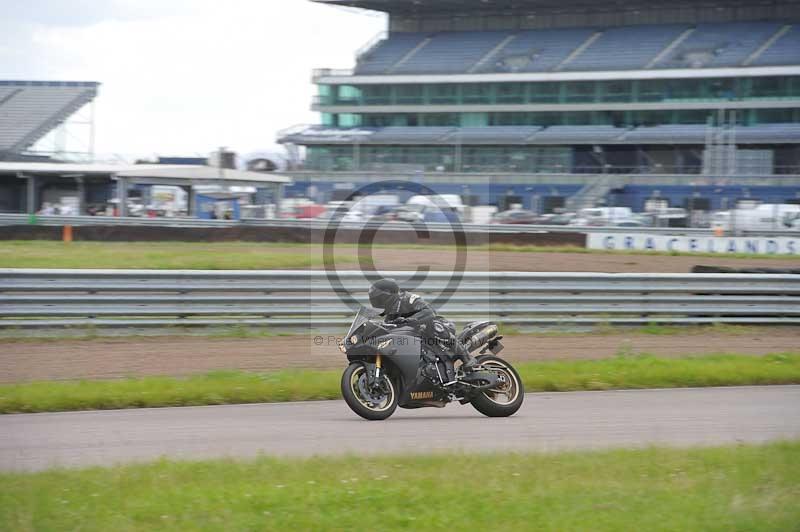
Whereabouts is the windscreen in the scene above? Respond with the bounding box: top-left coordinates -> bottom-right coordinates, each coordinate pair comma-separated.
346,306 -> 380,339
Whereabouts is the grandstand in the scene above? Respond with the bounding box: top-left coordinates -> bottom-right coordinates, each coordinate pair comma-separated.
0,80 -> 99,162
279,0 -> 800,212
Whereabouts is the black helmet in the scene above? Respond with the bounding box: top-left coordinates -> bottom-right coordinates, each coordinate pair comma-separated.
368,278 -> 399,309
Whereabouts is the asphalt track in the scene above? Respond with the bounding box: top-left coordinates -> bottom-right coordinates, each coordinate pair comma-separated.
1,385 -> 799,472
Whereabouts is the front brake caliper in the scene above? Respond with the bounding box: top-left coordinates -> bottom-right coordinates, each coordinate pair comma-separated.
357,375 -> 377,405
361,362 -> 378,387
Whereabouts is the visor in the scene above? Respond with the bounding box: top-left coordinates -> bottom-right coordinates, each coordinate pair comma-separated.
369,286 -> 391,308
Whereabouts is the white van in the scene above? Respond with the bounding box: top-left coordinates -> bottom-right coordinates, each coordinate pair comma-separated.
571,207 -> 633,226
407,194 -> 465,214
712,204 -> 800,232
351,194 -> 400,216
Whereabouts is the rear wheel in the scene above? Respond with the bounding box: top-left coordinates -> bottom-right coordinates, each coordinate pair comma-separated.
469,355 -> 524,417
341,363 -> 398,421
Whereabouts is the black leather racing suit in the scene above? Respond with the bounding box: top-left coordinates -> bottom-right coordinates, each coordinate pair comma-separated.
383,291 -> 470,368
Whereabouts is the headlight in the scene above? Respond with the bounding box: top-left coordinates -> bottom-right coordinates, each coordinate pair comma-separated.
350,335 -> 359,345
337,340 -> 347,354
377,338 -> 392,349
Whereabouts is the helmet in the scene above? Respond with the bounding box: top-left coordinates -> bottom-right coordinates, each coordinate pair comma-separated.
368,278 -> 399,310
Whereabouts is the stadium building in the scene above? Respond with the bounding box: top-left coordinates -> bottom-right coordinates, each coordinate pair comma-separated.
279,0 -> 800,213
0,80 -> 98,163
0,81 -> 291,215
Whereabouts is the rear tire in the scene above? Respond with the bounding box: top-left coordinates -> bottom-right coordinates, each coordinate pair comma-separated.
469,355 -> 524,418
341,363 -> 398,421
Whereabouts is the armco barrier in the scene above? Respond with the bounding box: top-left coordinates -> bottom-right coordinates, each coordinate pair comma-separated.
1,270 -> 798,329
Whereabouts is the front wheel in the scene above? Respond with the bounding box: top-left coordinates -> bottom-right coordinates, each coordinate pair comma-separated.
341,363 -> 398,420
469,355 -> 524,418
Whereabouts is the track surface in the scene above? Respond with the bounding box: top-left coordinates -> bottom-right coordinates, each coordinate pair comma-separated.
1,386 -> 798,472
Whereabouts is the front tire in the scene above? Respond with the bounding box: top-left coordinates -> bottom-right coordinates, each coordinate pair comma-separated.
341,363 -> 398,420
469,355 -> 524,417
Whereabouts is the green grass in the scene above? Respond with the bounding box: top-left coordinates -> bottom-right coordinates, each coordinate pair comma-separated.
516,352 -> 800,391
1,353 -> 798,414
1,442 -> 798,531
0,241 -> 355,270
0,240 -> 794,270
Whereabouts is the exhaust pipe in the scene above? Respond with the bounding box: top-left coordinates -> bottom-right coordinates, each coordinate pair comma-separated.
464,324 -> 498,351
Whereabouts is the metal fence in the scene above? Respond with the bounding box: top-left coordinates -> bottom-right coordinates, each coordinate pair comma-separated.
1,213 -> 797,236
1,269 -> 798,329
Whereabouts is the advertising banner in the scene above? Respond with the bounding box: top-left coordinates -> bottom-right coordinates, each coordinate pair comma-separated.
588,233 -> 798,255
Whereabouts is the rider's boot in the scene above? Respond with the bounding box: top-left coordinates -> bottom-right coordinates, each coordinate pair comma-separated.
455,343 -> 477,372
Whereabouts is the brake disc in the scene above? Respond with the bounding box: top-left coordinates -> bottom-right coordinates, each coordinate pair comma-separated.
357,374 -> 386,407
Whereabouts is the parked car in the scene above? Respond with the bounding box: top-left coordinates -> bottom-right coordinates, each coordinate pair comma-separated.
641,207 -> 689,228
571,207 -> 634,226
295,204 -> 326,219
422,207 -> 461,224
351,194 -> 400,216
407,194 -> 465,216
786,212 -> 800,229
372,205 -> 420,222
367,204 -> 400,221
318,208 -> 366,222
543,212 -> 577,225
490,209 -> 542,224
611,218 -> 648,227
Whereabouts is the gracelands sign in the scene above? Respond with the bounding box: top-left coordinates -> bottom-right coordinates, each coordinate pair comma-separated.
589,233 -> 799,255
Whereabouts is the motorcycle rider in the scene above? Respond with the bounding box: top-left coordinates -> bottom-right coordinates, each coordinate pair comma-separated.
368,278 -> 477,372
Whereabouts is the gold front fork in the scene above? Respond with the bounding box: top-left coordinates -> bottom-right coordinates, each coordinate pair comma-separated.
375,354 -> 382,379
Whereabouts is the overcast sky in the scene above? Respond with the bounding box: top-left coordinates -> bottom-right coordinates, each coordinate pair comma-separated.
2,0 -> 385,160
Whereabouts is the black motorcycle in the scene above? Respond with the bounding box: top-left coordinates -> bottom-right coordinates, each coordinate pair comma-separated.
339,307 -> 524,420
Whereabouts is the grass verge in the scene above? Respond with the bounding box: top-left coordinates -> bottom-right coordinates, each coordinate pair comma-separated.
1,353 -> 798,414
1,442 -> 799,531
0,241 -> 356,270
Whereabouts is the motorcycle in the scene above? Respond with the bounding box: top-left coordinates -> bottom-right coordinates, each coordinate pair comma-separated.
339,307 -> 524,420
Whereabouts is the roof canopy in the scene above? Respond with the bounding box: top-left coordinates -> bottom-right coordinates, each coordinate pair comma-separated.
312,0 -> 757,15
279,124 -> 800,146
0,162 -> 292,187
116,165 -> 291,187
0,81 -> 99,155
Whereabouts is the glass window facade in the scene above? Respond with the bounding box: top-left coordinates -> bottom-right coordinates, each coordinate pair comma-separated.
302,75 -> 800,176
304,145 -> 789,174
317,76 -> 800,107
306,145 -> 572,173
347,108 -> 800,128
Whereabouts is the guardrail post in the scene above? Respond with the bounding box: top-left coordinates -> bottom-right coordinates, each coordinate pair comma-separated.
116,177 -> 128,217
25,175 -> 38,214
76,176 -> 86,216
187,186 -> 197,217
274,183 -> 285,218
